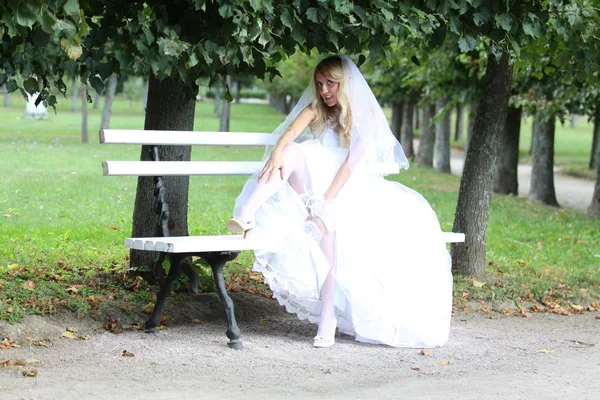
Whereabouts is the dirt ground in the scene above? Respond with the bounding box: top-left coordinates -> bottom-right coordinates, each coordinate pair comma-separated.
1,292 -> 599,400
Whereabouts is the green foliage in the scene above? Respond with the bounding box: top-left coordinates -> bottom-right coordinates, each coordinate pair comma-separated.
2,0 -> 435,110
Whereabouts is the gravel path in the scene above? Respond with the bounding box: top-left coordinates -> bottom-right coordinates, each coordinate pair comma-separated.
1,293 -> 599,399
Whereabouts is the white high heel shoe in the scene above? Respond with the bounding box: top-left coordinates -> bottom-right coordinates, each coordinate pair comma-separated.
226,218 -> 255,237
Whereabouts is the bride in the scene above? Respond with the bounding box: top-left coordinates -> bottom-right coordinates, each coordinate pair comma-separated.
227,55 -> 453,348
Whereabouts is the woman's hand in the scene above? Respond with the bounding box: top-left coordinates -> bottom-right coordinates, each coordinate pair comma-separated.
258,149 -> 285,183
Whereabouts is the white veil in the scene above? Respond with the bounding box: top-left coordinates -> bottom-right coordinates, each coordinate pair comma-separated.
263,55 -> 409,174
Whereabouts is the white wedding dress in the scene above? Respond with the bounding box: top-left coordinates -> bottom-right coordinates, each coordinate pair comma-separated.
234,127 -> 453,348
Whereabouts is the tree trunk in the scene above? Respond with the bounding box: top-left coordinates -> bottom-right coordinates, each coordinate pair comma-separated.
416,104 -> 435,167
214,87 -> 222,116
390,101 -> 404,142
451,51 -> 512,277
130,75 -> 197,268
81,85 -> 88,143
588,151 -> 600,217
142,78 -> 149,109
454,104 -> 464,141
528,114 -> 559,206
465,102 -> 477,150
413,106 -> 419,131
589,98 -> 600,169
434,97 -> 451,173
529,119 -> 535,156
71,77 -> 78,112
234,80 -> 241,104
400,100 -> 415,158
219,76 -> 231,132
4,92 -> 11,108
493,106 -> 522,195
101,73 -> 118,130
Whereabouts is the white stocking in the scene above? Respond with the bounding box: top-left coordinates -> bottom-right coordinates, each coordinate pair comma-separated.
237,143 -> 308,222
314,217 -> 337,339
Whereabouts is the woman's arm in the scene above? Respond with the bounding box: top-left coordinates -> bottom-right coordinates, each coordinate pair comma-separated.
259,105 -> 315,183
324,155 -> 351,201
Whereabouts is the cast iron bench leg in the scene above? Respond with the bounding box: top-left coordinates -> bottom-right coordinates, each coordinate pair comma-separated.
145,253 -> 185,332
204,251 -> 243,350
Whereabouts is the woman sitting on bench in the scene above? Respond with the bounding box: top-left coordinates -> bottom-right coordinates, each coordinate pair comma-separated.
227,55 -> 453,349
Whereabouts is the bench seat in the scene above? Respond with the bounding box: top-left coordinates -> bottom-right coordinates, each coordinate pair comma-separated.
124,232 -> 466,253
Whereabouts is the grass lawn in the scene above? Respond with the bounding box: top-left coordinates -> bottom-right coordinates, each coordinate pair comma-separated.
0,97 -> 598,323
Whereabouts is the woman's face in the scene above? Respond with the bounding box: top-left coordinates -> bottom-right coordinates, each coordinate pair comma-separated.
315,70 -> 339,108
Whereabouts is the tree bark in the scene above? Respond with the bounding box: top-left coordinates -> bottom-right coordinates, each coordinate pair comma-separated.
434,97 -> 451,173
588,150 -> 600,217
142,78 -> 149,109
400,100 -> 415,158
493,106 -> 522,195
130,75 -> 196,268
416,104 -> 435,167
529,119 -> 535,156
454,104 -> 464,141
101,73 -> 118,130
589,98 -> 600,169
71,77 -> 78,112
219,76 -> 231,132
214,87 -> 222,116
451,52 -> 512,277
413,106 -> 419,131
466,102 -> 477,150
81,84 -> 88,143
390,101 -> 404,142
528,114 -> 559,207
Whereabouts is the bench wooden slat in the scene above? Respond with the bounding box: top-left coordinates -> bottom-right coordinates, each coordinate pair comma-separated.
102,161 -> 401,176
102,161 -> 265,176
124,232 -> 466,253
100,129 -> 278,146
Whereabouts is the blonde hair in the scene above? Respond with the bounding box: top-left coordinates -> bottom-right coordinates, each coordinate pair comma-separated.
311,56 -> 352,148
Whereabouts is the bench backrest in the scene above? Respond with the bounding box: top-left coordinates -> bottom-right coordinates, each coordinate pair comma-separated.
100,129 -> 400,176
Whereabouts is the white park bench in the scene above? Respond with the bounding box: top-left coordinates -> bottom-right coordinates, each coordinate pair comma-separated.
100,128 -> 465,349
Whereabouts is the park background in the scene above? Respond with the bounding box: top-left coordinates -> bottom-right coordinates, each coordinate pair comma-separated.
0,1 -> 599,327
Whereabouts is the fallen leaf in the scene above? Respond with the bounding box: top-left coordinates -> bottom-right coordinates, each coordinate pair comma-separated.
259,319 -> 268,327
537,349 -> 554,353
0,338 -> 20,349
410,367 -> 420,371
436,360 -> 451,365
65,286 -> 79,294
472,279 -> 486,288
596,315 -> 600,320
22,369 -> 37,377
122,322 -> 144,331
14,359 -> 27,366
142,303 -> 154,314
66,327 -> 78,333
78,335 -> 91,341
569,340 -> 595,348
0,360 -> 10,366
588,302 -> 600,311
191,319 -> 201,324
520,310 -> 533,318
61,331 -> 76,340
421,349 -> 431,356
104,319 -> 119,333
108,225 -> 121,231
26,338 -> 51,347
23,281 -> 35,291
570,303 -> 584,313
122,350 -> 134,357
